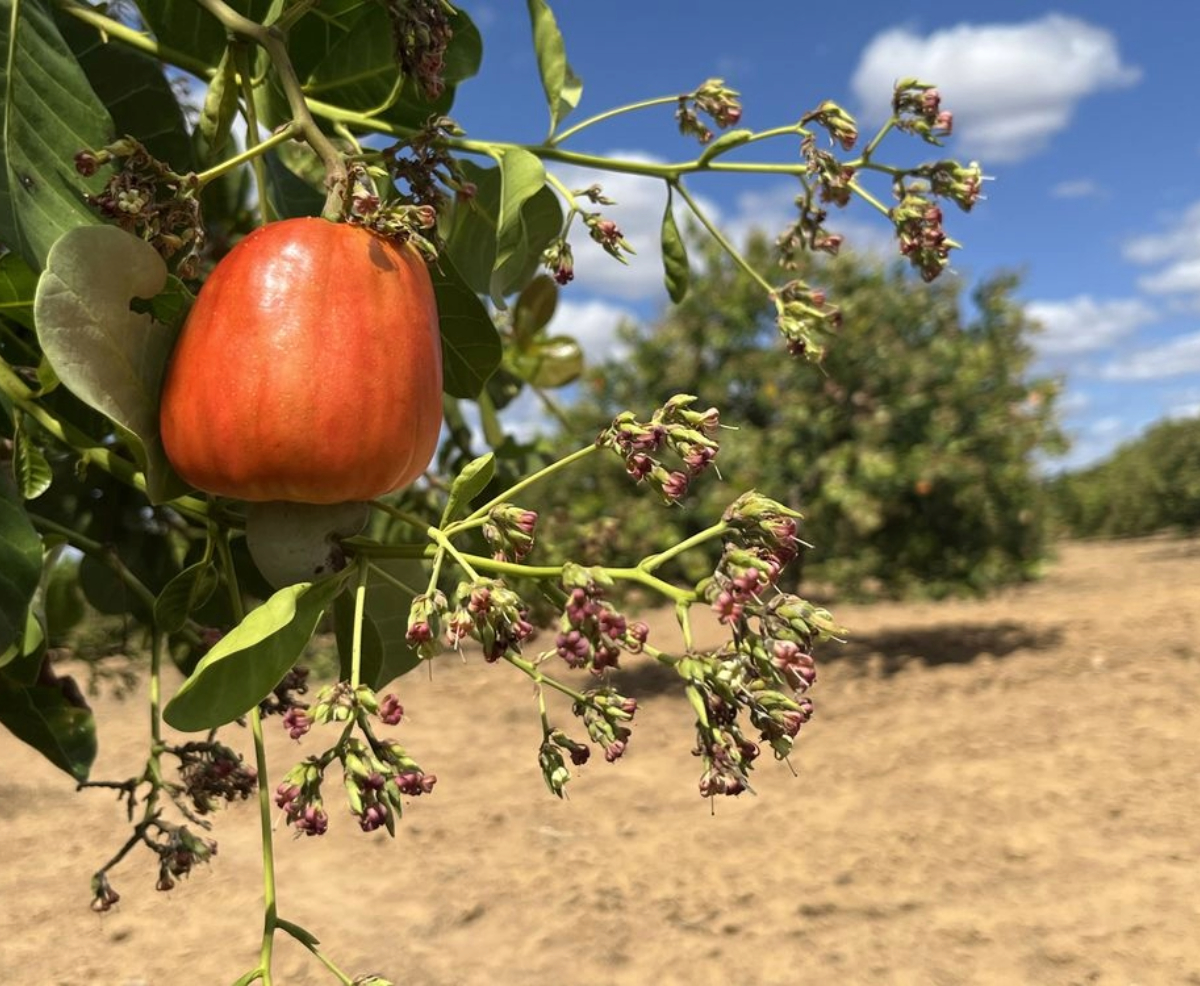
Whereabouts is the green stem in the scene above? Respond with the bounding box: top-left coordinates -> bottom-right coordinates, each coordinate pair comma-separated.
671,179 -> 774,295
860,118 -> 895,161
234,43 -> 274,226
27,512 -> 160,614
550,94 -> 680,145
639,522 -> 728,573
455,444 -> 599,529
277,921 -> 354,985
216,531 -> 277,986
54,0 -> 212,77
192,0 -> 349,217
844,178 -> 892,218
504,652 -> 589,704
196,120 -> 296,189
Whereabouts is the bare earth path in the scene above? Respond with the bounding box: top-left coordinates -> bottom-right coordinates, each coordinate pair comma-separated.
2,537 -> 1198,986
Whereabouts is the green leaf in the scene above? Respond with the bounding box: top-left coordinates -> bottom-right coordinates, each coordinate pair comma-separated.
443,452 -> 494,522
268,2 -> 480,131
490,147 -> 547,304
0,251 -> 38,328
335,559 -> 423,690
55,8 -> 196,170
525,0 -> 583,135
276,918 -> 321,949
42,553 -> 85,642
661,187 -> 690,304
697,128 -> 754,166
263,149 -> 325,221
511,335 -> 583,388
492,185 -> 563,303
0,671 -> 96,781
443,159 -> 501,296
0,607 -> 42,676
0,0 -> 112,270
164,576 -> 347,732
154,561 -> 220,635
33,225 -> 187,503
0,474 -> 40,652
199,47 -> 241,159
135,0 -> 269,72
513,274 -> 558,346
12,414 -> 51,499
431,255 -> 502,399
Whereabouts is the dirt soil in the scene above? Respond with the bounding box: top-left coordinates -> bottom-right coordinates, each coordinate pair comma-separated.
2,536 -> 1199,986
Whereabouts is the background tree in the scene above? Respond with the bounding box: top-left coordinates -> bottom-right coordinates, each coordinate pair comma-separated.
543,234 -> 1065,598
1047,416 -> 1200,538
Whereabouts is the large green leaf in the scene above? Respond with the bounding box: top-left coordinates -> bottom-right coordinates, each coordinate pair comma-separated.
0,251 -> 37,328
490,147 -> 547,304
135,0 -> 267,73
263,149 -> 325,221
492,185 -> 563,302
55,9 -> 196,170
259,2 -> 480,131
0,0 -> 110,270
33,225 -> 187,503
432,254 -> 501,399
0,474 -> 40,652
164,576 -> 347,732
334,558 -> 423,690
0,671 -> 96,780
525,0 -> 582,136
443,159 -> 502,296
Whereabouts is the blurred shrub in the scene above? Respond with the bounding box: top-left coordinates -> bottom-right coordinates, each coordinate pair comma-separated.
1047,416 -> 1200,538
538,235 -> 1065,599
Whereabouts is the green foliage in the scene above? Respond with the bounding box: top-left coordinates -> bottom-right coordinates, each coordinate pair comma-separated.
164,575 -> 348,732
543,236 -> 1065,598
1047,416 -> 1200,538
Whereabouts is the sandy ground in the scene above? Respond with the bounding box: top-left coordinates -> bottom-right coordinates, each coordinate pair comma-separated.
2,536 -> 1199,986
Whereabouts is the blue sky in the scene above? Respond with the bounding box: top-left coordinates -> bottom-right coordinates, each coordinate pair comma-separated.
445,1 -> 1200,471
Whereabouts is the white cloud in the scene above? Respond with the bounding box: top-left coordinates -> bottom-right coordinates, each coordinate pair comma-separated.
1123,202 -> 1200,267
1026,295 -> 1156,356
850,15 -> 1140,163
1051,178 -> 1105,200
1124,201 -> 1200,302
1100,330 -> 1200,380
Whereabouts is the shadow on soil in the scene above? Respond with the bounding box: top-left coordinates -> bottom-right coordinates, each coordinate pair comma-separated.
615,620 -> 1064,696
836,620 -> 1064,675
